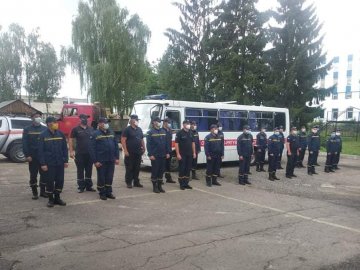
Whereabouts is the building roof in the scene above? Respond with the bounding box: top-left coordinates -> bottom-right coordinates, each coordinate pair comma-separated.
0,99 -> 42,116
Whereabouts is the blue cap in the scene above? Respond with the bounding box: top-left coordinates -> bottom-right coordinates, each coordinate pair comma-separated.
45,116 -> 57,124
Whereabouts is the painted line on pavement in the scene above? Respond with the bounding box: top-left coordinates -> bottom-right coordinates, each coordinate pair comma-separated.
193,187 -> 360,234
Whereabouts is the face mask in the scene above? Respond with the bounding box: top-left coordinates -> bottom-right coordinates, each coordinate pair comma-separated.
301,129 -> 306,132
261,129 -> 265,133
33,117 -> 42,125
51,123 -> 59,130
331,133 -> 336,138
245,130 -> 250,134
185,124 -> 190,130
213,129 -> 219,135
312,129 -> 316,133
218,127 -> 223,131
274,132 -> 279,135
103,123 -> 109,130
292,131 -> 298,135
167,123 -> 172,128
134,121 -> 139,127
80,119 -> 88,125
193,125 -> 197,130
155,122 -> 161,128
336,132 -> 341,136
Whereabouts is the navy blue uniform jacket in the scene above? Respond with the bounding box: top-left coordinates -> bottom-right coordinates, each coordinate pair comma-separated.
204,133 -> 224,157
268,134 -> 281,155
89,129 -> 120,163
237,133 -> 253,157
38,129 -> 69,166
147,128 -> 170,158
22,124 -> 47,159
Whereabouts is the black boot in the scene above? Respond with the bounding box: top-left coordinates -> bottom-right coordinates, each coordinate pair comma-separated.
268,173 -> 274,181
307,166 -> 313,176
256,164 -> 260,172
31,186 -> 38,200
134,180 -> 143,188
152,180 -> 160,193
39,185 -> 48,198
312,166 -> 318,175
212,176 -> 221,186
273,172 -> 280,180
206,176 -> 212,187
47,194 -> 54,208
165,172 -> 176,183
260,164 -> 266,172
184,179 -> 193,189
192,170 -> 199,180
243,175 -> 251,185
238,176 -> 245,185
158,180 -> 165,193
54,194 -> 66,206
324,166 -> 330,173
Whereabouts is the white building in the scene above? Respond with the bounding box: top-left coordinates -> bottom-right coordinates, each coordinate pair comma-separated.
320,52 -> 360,121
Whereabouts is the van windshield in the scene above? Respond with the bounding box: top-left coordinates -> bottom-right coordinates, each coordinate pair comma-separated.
131,103 -> 163,132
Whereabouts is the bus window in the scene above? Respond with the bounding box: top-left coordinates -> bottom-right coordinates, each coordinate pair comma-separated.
249,111 -> 274,131
165,110 -> 181,130
185,108 -> 218,131
274,112 -> 286,130
219,110 -> 247,131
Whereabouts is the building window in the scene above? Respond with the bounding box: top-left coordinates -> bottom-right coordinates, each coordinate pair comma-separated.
332,94 -> 338,100
333,72 -> 338,79
332,109 -> 338,120
346,108 -> 353,119
347,70 -> 352,77
333,56 -> 339,63
347,54 -> 353,62
345,92 -> 352,99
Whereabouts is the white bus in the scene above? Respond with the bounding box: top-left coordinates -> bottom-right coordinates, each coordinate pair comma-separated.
130,97 -> 290,169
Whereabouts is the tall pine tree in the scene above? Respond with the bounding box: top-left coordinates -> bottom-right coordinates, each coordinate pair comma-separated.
165,0 -> 214,101
266,0 -> 331,126
209,0 -> 269,104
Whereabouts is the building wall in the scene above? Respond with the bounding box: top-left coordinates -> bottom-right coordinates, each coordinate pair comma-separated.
21,96 -> 88,115
320,52 -> 360,121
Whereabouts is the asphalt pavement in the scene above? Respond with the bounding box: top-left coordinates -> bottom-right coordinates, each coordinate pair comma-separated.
0,155 -> 359,270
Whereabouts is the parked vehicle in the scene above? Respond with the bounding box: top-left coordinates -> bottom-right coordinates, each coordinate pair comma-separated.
57,103 -> 128,138
0,116 -> 34,162
131,96 -> 290,170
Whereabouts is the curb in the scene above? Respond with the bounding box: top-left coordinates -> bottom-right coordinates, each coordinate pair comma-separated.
319,151 -> 360,160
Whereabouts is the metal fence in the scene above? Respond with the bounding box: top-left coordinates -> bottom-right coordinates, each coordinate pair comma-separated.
323,121 -> 360,141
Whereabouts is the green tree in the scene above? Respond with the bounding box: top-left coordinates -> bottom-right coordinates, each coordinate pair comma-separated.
165,0 -> 214,101
25,30 -> 65,102
157,46 -> 195,101
209,0 -> 269,104
266,0 -> 331,126
67,0 -> 150,117
0,24 -> 25,102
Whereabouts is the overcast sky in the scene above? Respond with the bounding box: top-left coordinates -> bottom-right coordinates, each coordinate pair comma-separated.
0,0 -> 359,98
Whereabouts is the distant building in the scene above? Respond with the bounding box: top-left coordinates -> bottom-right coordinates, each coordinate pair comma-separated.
22,96 -> 88,115
0,100 -> 42,116
320,53 -> 360,121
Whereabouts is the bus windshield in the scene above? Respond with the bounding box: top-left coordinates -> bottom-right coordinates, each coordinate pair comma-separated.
131,103 -> 163,132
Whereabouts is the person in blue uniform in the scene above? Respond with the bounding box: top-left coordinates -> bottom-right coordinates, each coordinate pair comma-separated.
285,127 -> 300,179
297,126 -> 308,168
325,131 -> 339,173
38,116 -> 69,207
333,129 -> 342,170
204,124 -> 223,187
268,127 -> 281,181
162,118 -> 176,183
277,126 -> 285,169
307,125 -> 320,175
237,125 -> 253,185
175,120 -> 196,190
255,127 -> 267,172
22,112 -> 47,200
147,117 -> 170,193
217,122 -> 225,178
121,115 -> 145,188
89,117 -> 120,200
69,114 -> 95,193
190,121 -> 201,180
